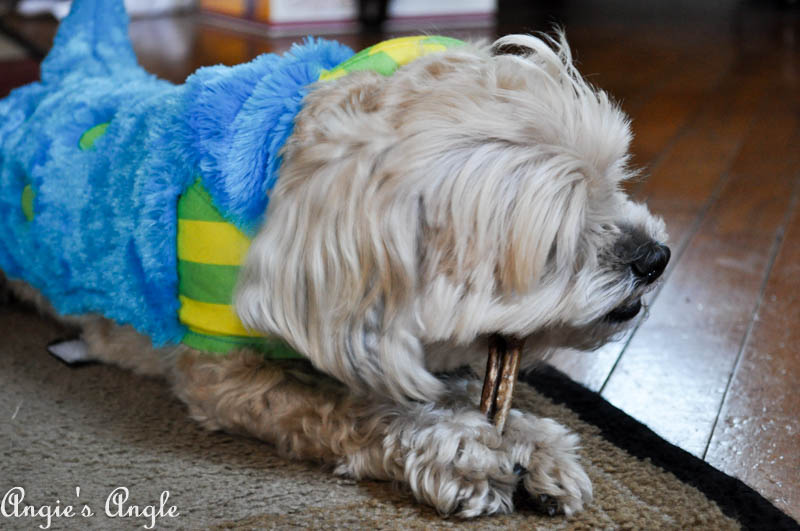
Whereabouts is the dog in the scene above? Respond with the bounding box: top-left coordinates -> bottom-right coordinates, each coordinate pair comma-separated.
0,0 -> 669,518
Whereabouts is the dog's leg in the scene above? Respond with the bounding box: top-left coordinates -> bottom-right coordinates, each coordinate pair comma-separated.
500,382 -> 593,516
346,388 -> 522,517
0,276 -> 169,375
5,278 -> 59,315
173,353 -> 592,516
174,351 -> 530,517
411,377 -> 592,516
78,317 -> 174,377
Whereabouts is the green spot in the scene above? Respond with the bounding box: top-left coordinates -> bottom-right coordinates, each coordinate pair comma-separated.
178,260 -> 239,305
321,37 -> 466,82
182,329 -> 303,358
346,51 -> 400,77
78,122 -> 110,151
421,36 -> 466,48
177,179 -> 227,223
21,184 -> 35,221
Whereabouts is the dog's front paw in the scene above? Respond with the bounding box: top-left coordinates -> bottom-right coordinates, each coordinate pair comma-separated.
367,407 -> 519,518
503,411 -> 592,516
334,401 -> 590,518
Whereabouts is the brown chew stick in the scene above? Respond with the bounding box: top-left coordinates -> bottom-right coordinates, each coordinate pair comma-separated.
480,334 -> 524,433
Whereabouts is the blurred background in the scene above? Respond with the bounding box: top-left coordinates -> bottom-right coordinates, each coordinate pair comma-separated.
0,0 -> 798,521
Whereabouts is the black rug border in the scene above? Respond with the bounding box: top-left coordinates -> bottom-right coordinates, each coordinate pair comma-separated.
522,365 -> 799,531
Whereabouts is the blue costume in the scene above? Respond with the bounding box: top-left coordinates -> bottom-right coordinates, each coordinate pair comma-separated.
0,0 -> 462,353
0,0 -> 352,347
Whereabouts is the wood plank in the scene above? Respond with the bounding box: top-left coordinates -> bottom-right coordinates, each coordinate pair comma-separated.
704,190 -> 800,521
567,34 -> 682,106
599,77 -> 800,457
624,45 -> 733,169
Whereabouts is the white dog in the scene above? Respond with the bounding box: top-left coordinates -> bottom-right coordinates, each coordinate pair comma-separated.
1,18 -> 669,517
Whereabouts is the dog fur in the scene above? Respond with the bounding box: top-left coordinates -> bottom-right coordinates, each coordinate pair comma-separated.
2,33 -> 667,517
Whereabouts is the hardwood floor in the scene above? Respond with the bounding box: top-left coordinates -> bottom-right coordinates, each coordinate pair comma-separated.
1,0 -> 797,520
538,5 -> 800,520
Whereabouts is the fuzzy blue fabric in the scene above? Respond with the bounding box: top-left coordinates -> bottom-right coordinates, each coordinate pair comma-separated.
0,0 -> 353,345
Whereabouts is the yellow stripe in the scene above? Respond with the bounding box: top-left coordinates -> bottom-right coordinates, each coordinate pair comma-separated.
368,36 -> 447,65
179,295 -> 262,338
177,219 -> 251,266
368,36 -> 424,57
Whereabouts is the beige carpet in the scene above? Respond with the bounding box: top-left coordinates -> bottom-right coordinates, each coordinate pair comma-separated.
0,302 -> 769,529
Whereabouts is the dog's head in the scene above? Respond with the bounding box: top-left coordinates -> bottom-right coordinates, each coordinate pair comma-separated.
236,34 -> 668,402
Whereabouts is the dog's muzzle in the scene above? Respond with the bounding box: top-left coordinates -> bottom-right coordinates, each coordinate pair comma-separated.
632,242 -> 670,285
606,298 -> 643,322
606,242 -> 670,323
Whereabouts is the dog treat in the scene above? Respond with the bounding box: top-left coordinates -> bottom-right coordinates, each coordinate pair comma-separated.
480,334 -> 524,433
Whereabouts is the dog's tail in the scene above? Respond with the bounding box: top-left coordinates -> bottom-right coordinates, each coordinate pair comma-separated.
40,0 -> 139,84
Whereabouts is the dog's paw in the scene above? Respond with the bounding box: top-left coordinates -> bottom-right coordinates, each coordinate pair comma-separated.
333,402 -> 590,518
361,407 -> 520,518
503,411 -> 592,516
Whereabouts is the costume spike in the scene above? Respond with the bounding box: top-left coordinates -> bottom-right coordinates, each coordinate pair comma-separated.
40,0 -> 138,84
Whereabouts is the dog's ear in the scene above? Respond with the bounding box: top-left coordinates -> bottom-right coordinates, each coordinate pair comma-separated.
491,38 -> 535,57
491,33 -> 566,58
490,33 -> 583,90
235,71 -> 444,403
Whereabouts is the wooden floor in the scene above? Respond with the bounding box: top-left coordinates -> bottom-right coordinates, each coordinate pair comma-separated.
1,0 -> 798,521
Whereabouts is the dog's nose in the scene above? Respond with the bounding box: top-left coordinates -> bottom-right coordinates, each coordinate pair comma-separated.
631,243 -> 670,284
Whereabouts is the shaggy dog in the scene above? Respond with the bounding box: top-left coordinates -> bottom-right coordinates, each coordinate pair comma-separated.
0,0 -> 669,519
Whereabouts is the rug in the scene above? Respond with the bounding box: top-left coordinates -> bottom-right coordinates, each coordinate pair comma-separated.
1,301 -> 797,530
